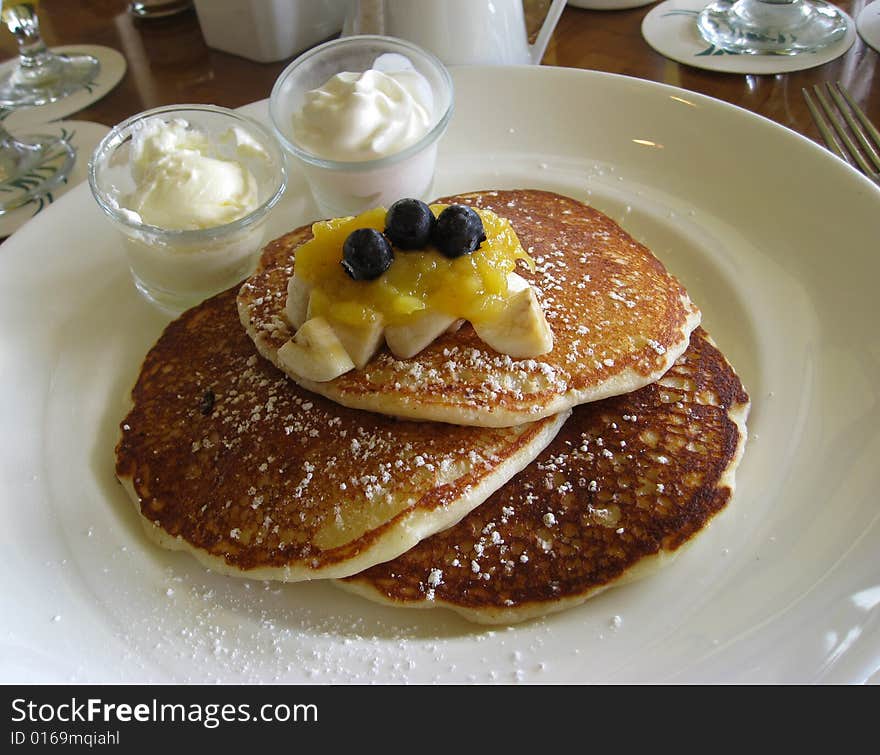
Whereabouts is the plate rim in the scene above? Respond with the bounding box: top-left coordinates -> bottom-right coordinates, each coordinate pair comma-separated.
2,64 -> 879,684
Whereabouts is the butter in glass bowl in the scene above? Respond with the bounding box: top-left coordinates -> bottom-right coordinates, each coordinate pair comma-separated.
89,104 -> 287,314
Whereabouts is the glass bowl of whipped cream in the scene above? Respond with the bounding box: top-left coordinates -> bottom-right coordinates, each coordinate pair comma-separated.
89,104 -> 287,314
269,35 -> 454,218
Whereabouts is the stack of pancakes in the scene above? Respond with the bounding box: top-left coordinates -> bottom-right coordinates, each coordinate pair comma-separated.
116,189 -> 749,624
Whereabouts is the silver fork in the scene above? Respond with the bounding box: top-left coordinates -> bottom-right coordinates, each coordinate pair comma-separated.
802,82 -> 880,187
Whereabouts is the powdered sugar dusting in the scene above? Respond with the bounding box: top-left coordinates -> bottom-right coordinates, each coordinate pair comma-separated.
349,328 -> 748,622
117,290 -> 555,577
239,190 -> 698,420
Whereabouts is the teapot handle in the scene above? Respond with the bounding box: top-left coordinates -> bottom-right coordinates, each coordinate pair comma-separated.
529,0 -> 567,64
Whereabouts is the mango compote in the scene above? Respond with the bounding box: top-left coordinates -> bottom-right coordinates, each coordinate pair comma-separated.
293,205 -> 535,328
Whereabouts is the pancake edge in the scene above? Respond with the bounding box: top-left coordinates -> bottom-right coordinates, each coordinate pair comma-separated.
117,408 -> 571,582
337,358 -> 750,624
237,294 -> 702,428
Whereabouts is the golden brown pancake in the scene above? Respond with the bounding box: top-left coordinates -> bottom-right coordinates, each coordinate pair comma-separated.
238,189 -> 701,427
115,288 -> 567,581
340,327 -> 749,624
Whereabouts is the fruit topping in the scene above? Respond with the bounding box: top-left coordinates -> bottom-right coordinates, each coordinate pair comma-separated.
432,204 -> 487,258
295,205 -> 532,329
325,313 -> 386,369
341,228 -> 394,280
280,203 -> 551,380
384,309 -> 458,360
278,317 -> 355,382
384,198 -> 436,250
472,273 -> 553,358
285,273 -> 312,329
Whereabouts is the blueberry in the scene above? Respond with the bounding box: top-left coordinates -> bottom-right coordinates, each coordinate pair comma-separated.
432,205 -> 487,258
341,228 -> 394,280
385,198 -> 435,250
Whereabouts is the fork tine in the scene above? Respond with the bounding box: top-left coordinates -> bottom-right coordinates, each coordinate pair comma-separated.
803,87 -> 852,166
832,83 -> 880,172
811,84 -> 876,178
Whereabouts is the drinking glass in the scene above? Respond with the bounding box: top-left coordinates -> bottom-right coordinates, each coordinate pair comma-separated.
697,0 -> 849,55
0,0 -> 100,107
0,114 -> 74,214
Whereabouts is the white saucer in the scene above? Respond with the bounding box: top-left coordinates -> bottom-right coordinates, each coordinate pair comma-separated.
857,2 -> 880,53
0,120 -> 110,238
1,46 -> 126,130
642,0 -> 856,74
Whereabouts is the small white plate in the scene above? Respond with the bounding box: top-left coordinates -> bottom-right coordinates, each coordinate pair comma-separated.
0,120 -> 110,237
642,0 -> 856,74
1,46 -> 126,130
1,66 -> 879,683
857,1 -> 880,53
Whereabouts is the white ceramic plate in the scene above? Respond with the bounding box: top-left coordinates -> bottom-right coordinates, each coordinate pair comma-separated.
2,67 -> 879,684
857,1 -> 880,54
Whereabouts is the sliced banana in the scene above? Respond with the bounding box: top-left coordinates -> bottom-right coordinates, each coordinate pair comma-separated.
385,309 -> 458,360
278,317 -> 355,382
327,314 -> 386,369
280,269 -> 552,372
285,273 -> 311,330
507,271 -> 530,293
472,277 -> 553,358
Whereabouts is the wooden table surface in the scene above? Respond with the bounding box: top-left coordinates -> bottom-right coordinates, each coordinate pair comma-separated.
1,0 -> 877,150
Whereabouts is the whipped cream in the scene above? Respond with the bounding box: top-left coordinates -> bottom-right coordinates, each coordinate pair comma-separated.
292,55 -> 433,162
122,118 -> 261,230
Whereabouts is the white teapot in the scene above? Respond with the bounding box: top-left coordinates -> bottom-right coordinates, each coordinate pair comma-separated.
344,0 -> 567,65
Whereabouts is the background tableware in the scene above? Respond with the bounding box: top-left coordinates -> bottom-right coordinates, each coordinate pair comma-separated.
344,0 -> 566,65
0,119 -> 109,236
269,35 -> 453,217
0,115 -> 73,214
803,81 -> 880,185
567,0 -> 655,9
193,0 -> 347,63
641,0 -> 855,75
696,0 -> 850,54
89,104 -> 286,313
128,0 -> 193,18
0,2 -> 101,217
0,45 -> 127,130
856,1 -> 880,54
0,0 -> 99,107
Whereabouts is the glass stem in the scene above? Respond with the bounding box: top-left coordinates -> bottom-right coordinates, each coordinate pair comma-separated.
5,4 -> 60,84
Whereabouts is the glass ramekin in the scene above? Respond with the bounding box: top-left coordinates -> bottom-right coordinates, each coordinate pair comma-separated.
269,35 -> 454,218
89,104 -> 287,314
